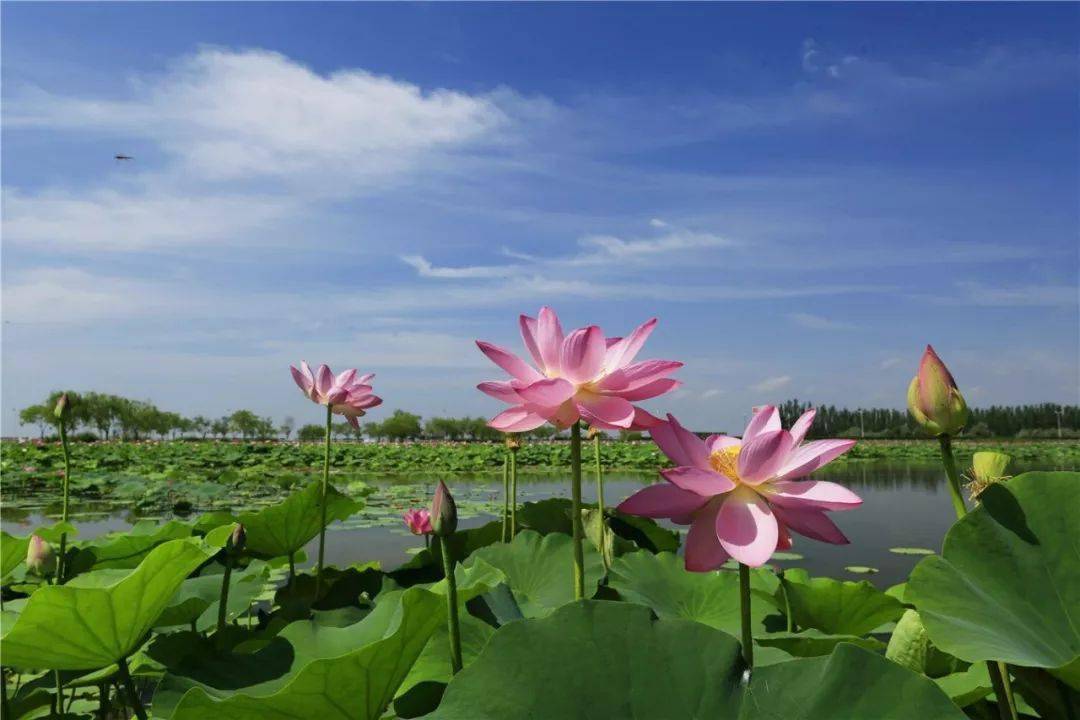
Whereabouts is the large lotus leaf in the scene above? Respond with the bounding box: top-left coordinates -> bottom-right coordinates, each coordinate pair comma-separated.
517,498 -> 680,554
907,472 -> 1080,678
67,519 -> 195,574
394,611 -> 495,716
427,600 -> 966,719
607,551 -> 779,636
781,568 -> 904,636
156,561 -> 272,629
756,629 -> 884,657
1,538 -> 212,670
166,588 -> 443,720
152,588 -> 430,713
1,531 -> 31,578
464,530 -> 603,617
239,480 -> 362,558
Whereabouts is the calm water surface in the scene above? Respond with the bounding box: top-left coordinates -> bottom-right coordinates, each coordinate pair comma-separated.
4,461 -> 1070,587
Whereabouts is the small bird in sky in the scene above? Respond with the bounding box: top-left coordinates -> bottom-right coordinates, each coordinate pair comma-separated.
114,154 -> 134,161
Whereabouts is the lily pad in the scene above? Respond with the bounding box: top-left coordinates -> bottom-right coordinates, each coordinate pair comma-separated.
844,566 -> 879,575
1,538 -> 212,670
907,471 -> 1080,679
889,547 -> 935,556
427,600 -> 966,719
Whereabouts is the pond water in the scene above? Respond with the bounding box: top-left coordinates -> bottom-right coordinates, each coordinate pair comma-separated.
2,460 -> 1071,587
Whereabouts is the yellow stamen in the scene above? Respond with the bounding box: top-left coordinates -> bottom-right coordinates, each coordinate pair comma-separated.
710,445 -> 741,484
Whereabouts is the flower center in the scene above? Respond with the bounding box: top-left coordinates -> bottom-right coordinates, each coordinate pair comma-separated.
709,445 -> 741,484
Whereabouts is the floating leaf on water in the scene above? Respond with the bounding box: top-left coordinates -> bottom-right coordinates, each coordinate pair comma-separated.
844,566 -> 879,575
771,552 -> 804,561
889,547 -> 935,556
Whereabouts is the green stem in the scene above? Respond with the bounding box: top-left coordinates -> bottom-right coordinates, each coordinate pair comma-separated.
939,435 -> 1015,720
778,572 -> 794,633
98,682 -> 108,719
315,405 -> 332,600
570,421 -> 585,600
55,669 -> 64,715
116,657 -> 147,720
937,435 -> 967,519
216,554 -> 234,634
738,563 -> 755,670
2,669 -> 10,720
501,454 -> 510,543
592,432 -> 607,570
510,448 -> 518,539
440,538 -> 463,674
287,552 -> 296,588
57,416 -> 72,583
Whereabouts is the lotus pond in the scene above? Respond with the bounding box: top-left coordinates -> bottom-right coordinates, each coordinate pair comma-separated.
1,438 -> 1078,719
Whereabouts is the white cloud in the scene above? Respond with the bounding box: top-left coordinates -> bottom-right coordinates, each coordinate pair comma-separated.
400,255 -> 521,279
8,48 -> 512,184
2,188 -> 293,251
751,375 -> 792,393
787,312 -> 855,331
951,281 -> 1077,308
879,357 -> 904,370
701,388 -> 723,399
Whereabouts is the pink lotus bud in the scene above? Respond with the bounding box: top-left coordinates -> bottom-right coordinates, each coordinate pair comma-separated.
402,508 -> 433,536
907,345 -> 969,437
229,523 -> 246,552
26,535 -> 54,576
430,480 -> 458,537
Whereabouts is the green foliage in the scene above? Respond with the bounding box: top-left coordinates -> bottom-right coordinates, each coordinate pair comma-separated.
1,538 -> 212,670
907,471 -> 1080,678
240,481 -> 363,558
780,568 -> 905,636
428,601 -> 966,719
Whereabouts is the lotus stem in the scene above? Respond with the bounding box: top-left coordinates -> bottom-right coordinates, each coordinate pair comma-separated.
439,537 -> 463,674
938,435 -> 1015,720
501,453 -> 510,543
216,555 -> 233,634
738,563 -> 755,670
1,669 -> 9,720
778,570 -> 794,632
937,435 -> 967,519
570,421 -> 586,600
592,431 -> 607,569
116,656 -> 147,720
55,670 -> 64,714
509,445 -> 518,539
287,552 -> 296,588
315,404 -> 332,600
57,415 -> 72,583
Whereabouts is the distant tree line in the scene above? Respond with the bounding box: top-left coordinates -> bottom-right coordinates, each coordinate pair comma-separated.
778,399 -> 1079,439
16,391 -> 1076,442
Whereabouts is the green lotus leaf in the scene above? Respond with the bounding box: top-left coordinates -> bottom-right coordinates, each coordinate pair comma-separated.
781,568 -> 905,636
607,551 -> 779,637
239,480 -> 363,558
933,663 -> 992,707
756,629 -> 885,657
906,471 -> 1080,679
156,560 -> 272,629
1,538 -> 212,670
68,519 -> 194,572
464,530 -> 603,617
165,587 -> 443,720
427,600 -> 966,719
1,531 -> 31,579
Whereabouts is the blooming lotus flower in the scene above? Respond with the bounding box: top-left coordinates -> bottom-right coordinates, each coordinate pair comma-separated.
403,508 -> 433,536
907,345 -> 968,437
290,361 -> 382,428
476,307 -> 682,431
618,407 -> 861,570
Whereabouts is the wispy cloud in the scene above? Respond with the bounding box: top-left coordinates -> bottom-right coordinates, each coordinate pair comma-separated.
787,312 -> 856,331
751,375 -> 792,393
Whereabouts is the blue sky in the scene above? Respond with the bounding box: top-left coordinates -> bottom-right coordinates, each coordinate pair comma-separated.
2,2 -> 1078,434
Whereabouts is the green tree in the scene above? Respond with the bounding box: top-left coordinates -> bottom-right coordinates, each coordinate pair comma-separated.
380,410 -> 423,441
297,423 -> 324,442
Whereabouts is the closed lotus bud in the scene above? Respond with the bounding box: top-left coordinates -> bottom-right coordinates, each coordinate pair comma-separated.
26,535 -> 54,576
228,523 -> 246,552
907,346 -> 969,437
54,393 -> 71,421
430,480 -> 458,537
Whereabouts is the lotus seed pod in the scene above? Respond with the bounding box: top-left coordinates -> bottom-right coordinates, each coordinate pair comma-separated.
229,523 -> 246,552
54,393 -> 71,421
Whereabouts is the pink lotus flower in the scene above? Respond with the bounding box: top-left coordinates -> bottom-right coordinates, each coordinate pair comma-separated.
476,307 -> 682,431
618,406 -> 861,570
403,508 -> 433,535
290,361 -> 382,428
